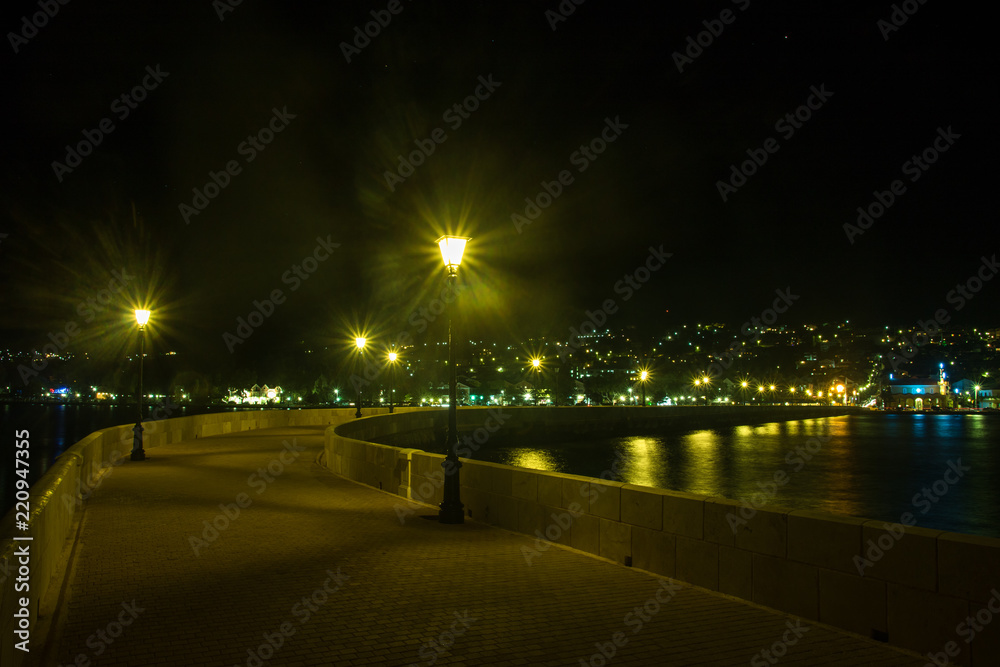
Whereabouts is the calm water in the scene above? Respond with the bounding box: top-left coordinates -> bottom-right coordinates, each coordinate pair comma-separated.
478,414 -> 1000,539
4,408 -> 998,538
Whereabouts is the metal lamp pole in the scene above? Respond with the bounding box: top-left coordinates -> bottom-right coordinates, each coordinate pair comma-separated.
131,309 -> 150,461
437,235 -> 470,525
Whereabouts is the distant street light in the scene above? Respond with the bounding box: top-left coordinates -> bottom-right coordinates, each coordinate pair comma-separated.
436,235 -> 470,525
639,369 -> 649,406
131,309 -> 151,461
529,357 -> 542,405
355,337 -> 366,418
387,350 -> 398,413
974,384 -> 981,408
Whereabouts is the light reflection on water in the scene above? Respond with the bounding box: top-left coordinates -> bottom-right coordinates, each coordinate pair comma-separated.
481,414 -> 1000,538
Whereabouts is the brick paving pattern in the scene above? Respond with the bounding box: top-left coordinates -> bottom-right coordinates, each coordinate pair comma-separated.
45,427 -> 926,666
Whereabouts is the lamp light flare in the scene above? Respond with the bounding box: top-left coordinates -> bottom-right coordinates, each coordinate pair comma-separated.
134,309 -> 151,327
356,337 -> 366,350
436,235 -> 470,274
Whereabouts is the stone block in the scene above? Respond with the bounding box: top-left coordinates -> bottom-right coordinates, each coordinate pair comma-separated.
937,532 -> 1000,602
886,584 -> 969,660
662,491 -> 704,539
734,507 -> 788,558
704,498 -> 739,546
860,521 -> 941,591
718,546 -> 752,600
621,485 -> 663,530
818,568 -> 886,638
631,526 -> 675,578
676,536 -> 718,591
588,480 -> 623,521
571,513 -> 601,556
511,469 -> 538,501
787,510 -> 864,574
751,553 -> 818,620
599,518 -> 631,564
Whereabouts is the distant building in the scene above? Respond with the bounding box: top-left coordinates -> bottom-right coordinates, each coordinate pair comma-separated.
886,377 -> 951,409
227,384 -> 282,405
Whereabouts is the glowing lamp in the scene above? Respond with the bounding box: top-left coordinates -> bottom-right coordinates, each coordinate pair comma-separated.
437,235 -> 470,275
135,309 -> 151,327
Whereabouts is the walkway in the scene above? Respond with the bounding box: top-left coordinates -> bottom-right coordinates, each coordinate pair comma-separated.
43,427 -> 925,666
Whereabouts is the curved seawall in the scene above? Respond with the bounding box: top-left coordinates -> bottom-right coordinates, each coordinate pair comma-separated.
327,406 -> 1000,665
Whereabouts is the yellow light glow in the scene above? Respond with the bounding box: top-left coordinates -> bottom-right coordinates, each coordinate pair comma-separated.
355,337 -> 366,350
531,358 -> 541,368
436,235 -> 470,271
134,309 -> 151,327
640,370 -> 649,381
836,384 -> 845,393
388,351 -> 398,362
741,381 -> 748,388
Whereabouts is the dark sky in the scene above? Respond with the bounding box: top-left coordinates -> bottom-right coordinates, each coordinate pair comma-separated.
1,1 -> 996,367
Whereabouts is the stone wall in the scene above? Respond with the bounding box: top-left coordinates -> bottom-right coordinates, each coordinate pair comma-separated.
328,407 -> 1000,665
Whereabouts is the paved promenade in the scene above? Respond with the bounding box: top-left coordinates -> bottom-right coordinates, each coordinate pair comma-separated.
42,427 -> 926,666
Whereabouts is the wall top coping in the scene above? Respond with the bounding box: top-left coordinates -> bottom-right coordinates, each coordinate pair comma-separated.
787,509 -> 869,527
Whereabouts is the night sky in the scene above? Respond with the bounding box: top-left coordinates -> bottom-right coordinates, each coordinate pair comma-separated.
1,1 -> 996,369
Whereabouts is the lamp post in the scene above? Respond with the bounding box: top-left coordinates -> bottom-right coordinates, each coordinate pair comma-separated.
131,309 -> 150,461
640,370 -> 649,406
436,235 -> 470,524
974,385 -> 981,409
530,358 -> 542,405
355,337 -> 366,418
387,350 -> 398,413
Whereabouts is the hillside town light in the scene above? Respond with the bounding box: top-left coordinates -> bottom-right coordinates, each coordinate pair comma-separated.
131,309 -> 151,461
436,235 -> 470,524
355,337 -> 366,418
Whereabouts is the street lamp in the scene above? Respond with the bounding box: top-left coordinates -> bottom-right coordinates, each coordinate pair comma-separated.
131,309 -> 151,461
529,358 -> 542,405
436,235 -> 470,524
354,337 -> 366,418
974,385 -> 981,409
640,369 -> 649,406
387,350 -> 398,413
